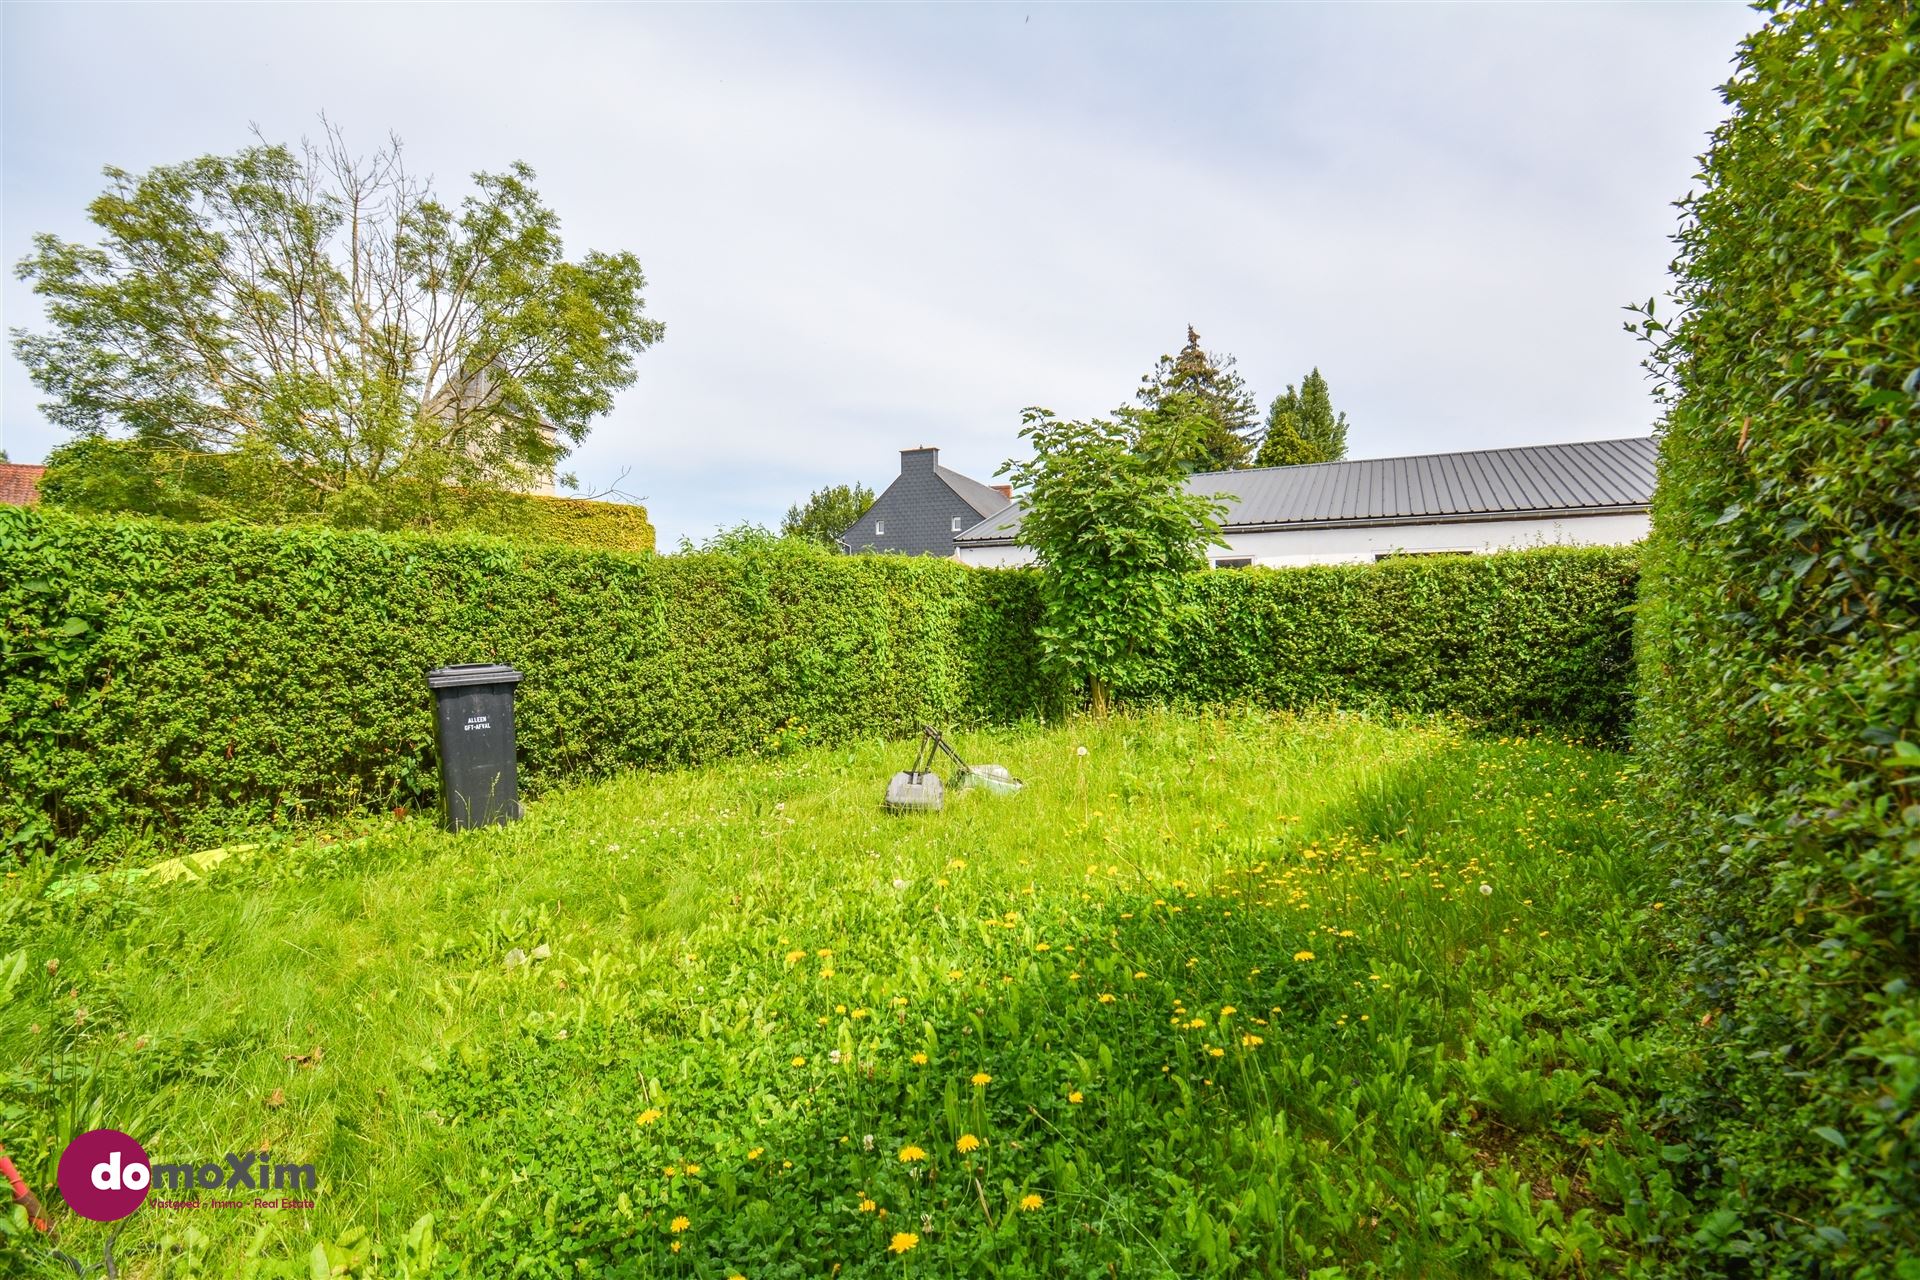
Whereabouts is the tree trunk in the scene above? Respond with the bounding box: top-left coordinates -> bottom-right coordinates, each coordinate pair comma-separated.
1089,676 -> 1110,719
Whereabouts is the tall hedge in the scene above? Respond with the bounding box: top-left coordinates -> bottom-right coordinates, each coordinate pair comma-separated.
456,493 -> 657,554
1134,547 -> 1637,740
1,507 -> 1636,858
1632,1 -> 1920,1268
0,509 -> 1054,854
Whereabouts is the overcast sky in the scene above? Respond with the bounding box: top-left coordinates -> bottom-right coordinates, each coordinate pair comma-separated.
1,2 -> 1757,544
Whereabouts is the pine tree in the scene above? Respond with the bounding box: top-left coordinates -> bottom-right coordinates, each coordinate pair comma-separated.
1255,367 -> 1349,467
1133,326 -> 1259,471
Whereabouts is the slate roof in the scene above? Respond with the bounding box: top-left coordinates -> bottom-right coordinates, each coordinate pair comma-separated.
936,465 -> 1015,519
956,436 -> 1656,546
840,446 -> 1013,556
0,463 -> 45,506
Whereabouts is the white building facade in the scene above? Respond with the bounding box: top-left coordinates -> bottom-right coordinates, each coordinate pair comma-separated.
954,437 -> 1657,570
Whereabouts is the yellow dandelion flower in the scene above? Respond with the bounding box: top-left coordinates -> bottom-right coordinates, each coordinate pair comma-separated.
784,949 -> 805,964
816,948 -> 832,958
1097,992 -> 1116,1004
859,1198 -> 877,1213
1019,1193 -> 1044,1211
685,1164 -> 701,1175
1241,1033 -> 1264,1047
1132,971 -> 1146,980
670,1241 -> 681,1253
1067,1090 -> 1084,1104
729,1274 -> 746,1280
889,1232 -> 920,1254
819,967 -> 835,979
945,969 -> 964,980
956,1133 -> 981,1153
1035,942 -> 1051,952
747,1148 -> 763,1160
898,1145 -> 927,1162
1293,950 -> 1315,962
971,1072 -> 992,1086
670,1216 -> 690,1233
636,1108 -> 663,1127
792,1056 -> 807,1067
851,1008 -> 869,1019
1208,1046 -> 1225,1058
910,1052 -> 929,1065
664,1165 -> 680,1177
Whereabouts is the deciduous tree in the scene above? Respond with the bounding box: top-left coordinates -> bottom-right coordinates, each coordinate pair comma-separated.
1001,406 -> 1224,716
11,126 -> 663,528
781,482 -> 876,548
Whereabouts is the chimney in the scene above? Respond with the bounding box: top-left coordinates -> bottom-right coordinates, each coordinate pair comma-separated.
901,446 -> 938,474
992,484 -> 1012,501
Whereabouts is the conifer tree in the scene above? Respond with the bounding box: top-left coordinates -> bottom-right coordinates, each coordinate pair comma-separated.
1133,326 -> 1259,471
1255,368 -> 1349,467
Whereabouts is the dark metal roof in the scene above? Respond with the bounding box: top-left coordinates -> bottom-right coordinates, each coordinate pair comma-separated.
956,436 -> 1656,545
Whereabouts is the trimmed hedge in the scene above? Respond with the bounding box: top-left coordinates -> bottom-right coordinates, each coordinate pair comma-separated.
0,509 -> 1054,854
1134,547 -> 1637,740
455,492 -> 657,554
1,507 -> 1635,856
1631,1 -> 1920,1268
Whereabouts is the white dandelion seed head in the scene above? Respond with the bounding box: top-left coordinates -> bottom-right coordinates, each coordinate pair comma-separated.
1076,746 -> 1088,757
828,1049 -> 843,1064
892,877 -> 909,890
1479,883 -> 1493,895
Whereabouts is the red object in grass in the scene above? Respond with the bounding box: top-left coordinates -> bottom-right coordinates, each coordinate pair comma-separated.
0,1140 -> 51,1233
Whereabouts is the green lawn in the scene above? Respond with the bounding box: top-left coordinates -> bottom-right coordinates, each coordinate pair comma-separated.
1,711 -> 1688,1278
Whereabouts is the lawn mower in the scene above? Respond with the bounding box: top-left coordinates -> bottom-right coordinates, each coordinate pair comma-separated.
883,726 -> 1023,814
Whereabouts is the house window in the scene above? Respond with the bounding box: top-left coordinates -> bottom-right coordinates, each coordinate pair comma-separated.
875,519 -> 885,536
1213,557 -> 1254,570
951,516 -> 963,533
1374,549 -> 1470,562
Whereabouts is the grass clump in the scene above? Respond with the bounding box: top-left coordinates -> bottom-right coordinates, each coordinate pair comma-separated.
1,711 -> 1685,1277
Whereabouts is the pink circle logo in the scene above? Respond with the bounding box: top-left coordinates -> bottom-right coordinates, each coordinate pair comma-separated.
56,1129 -> 151,1222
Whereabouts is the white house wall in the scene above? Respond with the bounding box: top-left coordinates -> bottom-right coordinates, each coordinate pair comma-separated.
953,512 -> 1650,570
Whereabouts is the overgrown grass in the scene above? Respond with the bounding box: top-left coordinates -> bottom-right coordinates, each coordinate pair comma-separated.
1,711 -> 1690,1278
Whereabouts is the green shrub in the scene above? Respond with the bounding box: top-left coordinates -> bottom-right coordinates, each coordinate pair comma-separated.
449,491 -> 656,553
1134,547 -> 1639,741
0,509 -> 1636,859
0,509 -> 1056,856
1630,0 -> 1920,1267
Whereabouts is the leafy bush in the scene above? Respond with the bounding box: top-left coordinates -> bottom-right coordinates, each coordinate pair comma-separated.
1629,0 -> 1920,1267
452,492 -> 656,554
1,508 -> 1635,858
1135,547 -> 1639,742
38,438 -> 656,552
0,508 -> 1054,856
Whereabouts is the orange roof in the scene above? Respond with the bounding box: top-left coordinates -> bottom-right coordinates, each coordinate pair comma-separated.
0,463 -> 46,506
